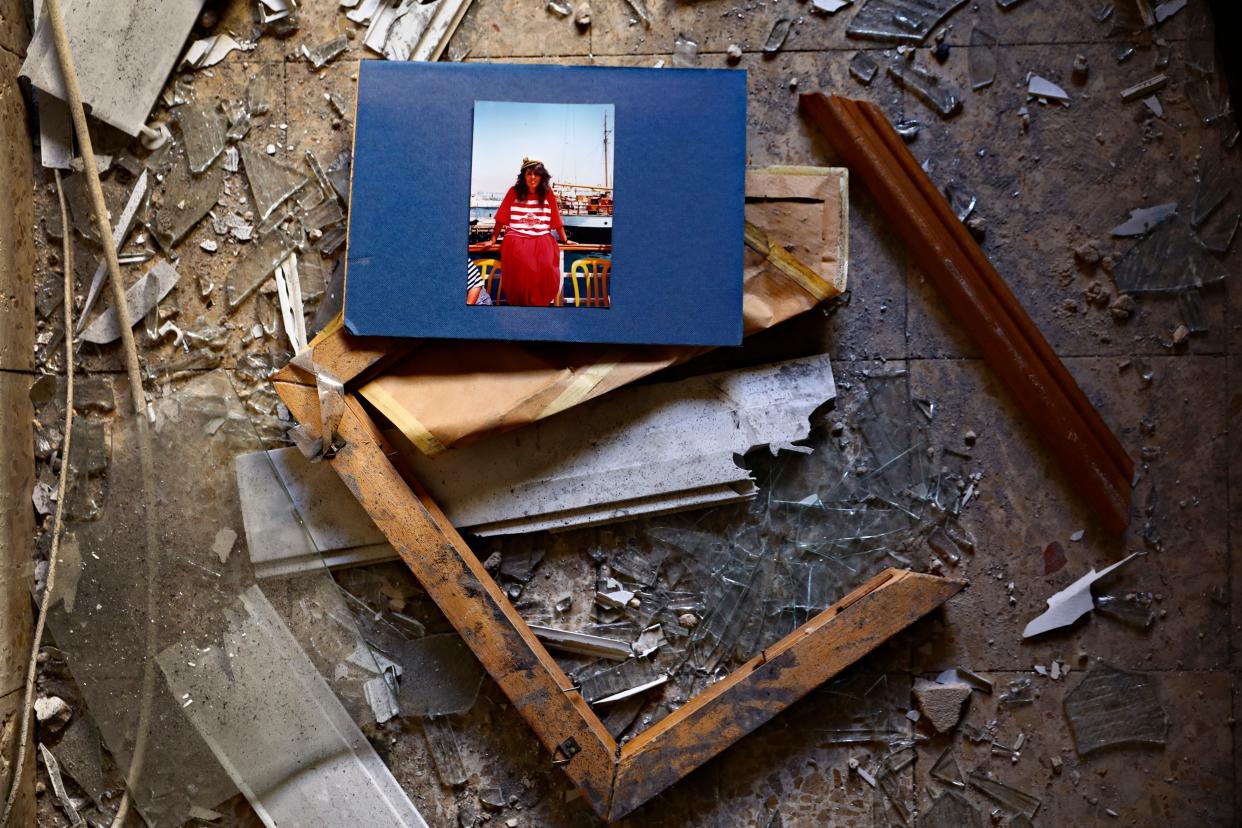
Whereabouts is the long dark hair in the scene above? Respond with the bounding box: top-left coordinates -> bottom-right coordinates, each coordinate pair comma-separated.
514,163 -> 551,203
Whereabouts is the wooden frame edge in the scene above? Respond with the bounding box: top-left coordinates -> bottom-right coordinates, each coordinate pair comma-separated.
274,378 -> 966,822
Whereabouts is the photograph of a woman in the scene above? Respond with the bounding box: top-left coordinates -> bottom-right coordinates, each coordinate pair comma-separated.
468,100 -> 614,309
486,159 -> 570,307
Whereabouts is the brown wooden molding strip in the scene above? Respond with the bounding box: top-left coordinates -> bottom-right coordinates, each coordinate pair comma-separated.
608,569 -> 964,820
274,376 -> 967,822
274,380 -> 619,815
799,93 -> 1132,536
269,314 -> 412,388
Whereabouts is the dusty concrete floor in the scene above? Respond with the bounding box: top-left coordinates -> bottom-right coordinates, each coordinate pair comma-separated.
14,0 -> 1241,826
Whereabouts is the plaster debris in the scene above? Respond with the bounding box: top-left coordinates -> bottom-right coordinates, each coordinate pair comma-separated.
80,261 -> 181,345
181,34 -> 251,71
210,527 -> 237,564
1022,553 -> 1142,637
34,695 -> 72,730
913,678 -> 971,732
1064,661 -> 1168,754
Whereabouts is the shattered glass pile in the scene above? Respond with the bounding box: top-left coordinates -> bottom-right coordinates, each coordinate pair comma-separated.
34,372 -> 425,827
487,368 -> 978,742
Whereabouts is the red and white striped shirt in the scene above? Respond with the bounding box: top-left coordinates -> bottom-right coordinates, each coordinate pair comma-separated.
495,187 -> 565,238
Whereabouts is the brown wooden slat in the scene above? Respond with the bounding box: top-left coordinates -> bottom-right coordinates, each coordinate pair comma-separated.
800,93 -> 1132,535
273,380 -> 618,814
608,569 -> 965,820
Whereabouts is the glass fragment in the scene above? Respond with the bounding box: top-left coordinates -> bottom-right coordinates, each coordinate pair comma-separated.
225,228 -> 299,313
1113,214 -> 1228,294
1195,208 -> 1240,254
929,746 -> 965,788
943,184 -> 976,222
151,145 -> 225,250
968,27 -> 997,90
850,52 -> 879,85
846,0 -> 966,43
1110,202 -> 1177,236
247,64 -> 279,115
672,33 -> 700,68
1177,289 -> 1208,332
240,143 -> 310,221
177,102 -> 228,174
395,635 -> 485,716
920,791 -> 980,828
1093,593 -> 1155,628
302,34 -> 348,68
547,0 -> 572,16
764,18 -> 794,53
423,717 -> 469,788
967,771 -> 1041,818
1063,661 -> 1167,754
577,657 -> 665,704
887,62 -> 962,117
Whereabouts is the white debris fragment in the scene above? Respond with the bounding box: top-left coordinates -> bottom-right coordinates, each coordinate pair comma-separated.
34,695 -> 72,728
212,527 -> 238,564
811,0 -> 851,10
1027,74 -> 1070,104
1022,552 -> 1143,638
200,239 -> 219,253
181,35 -> 252,71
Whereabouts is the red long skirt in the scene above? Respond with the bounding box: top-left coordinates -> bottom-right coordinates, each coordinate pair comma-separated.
500,233 -> 560,307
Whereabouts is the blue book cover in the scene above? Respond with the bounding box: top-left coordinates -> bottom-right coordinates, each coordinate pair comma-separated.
345,61 -> 746,346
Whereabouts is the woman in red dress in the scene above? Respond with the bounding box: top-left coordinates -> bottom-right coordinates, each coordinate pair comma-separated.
488,158 -> 570,306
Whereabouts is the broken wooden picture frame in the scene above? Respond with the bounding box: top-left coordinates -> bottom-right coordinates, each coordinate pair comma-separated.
273,329 -> 965,821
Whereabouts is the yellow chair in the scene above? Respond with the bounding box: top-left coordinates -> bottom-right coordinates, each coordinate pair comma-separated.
569,258 -> 611,308
477,258 -> 503,304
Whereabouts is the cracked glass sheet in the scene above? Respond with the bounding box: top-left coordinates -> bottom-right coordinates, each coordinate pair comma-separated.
847,0 -> 966,43
494,368 -> 973,737
150,143 -> 225,250
967,771 -> 1040,818
887,62 -> 962,117
968,27 -> 997,90
1063,661 -> 1168,754
43,371 -> 393,828
1113,214 -> 1228,294
177,102 -> 228,174
240,144 -> 310,221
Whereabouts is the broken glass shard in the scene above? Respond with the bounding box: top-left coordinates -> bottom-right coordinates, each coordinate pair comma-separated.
943,184 -> 976,222
920,792 -> 979,828
1177,288 -> 1208,332
1153,0 -> 1185,23
622,0 -> 653,25
80,261 -> 181,345
547,0 -> 572,15
39,743 -> 83,827
578,657 -> 666,704
78,170 -> 150,332
1113,214 -> 1228,294
812,0 -> 852,11
1196,208 -> 1240,253
1184,0 -> 1214,76
846,0 -> 966,43
1110,202 -> 1177,236
247,65 -> 278,115
996,0 -> 1027,6
1190,147 -> 1231,228
395,635 -> 485,717
1110,0 -> 1154,34
968,27 -> 997,90
672,33 -> 700,68
887,62 -> 961,117
1027,74 -> 1069,103
423,717 -> 468,788
764,18 -> 794,53
1063,661 -> 1167,754
240,143 -> 309,220
176,103 -> 228,174
967,771 -> 1040,819
225,228 -> 299,313
50,714 -> 107,809
1093,593 -> 1155,628
151,146 -> 225,250
929,746 -> 965,788
1120,74 -> 1167,102
302,35 -> 349,69
224,100 -> 251,142
326,150 -> 352,204
158,585 -> 428,828
849,52 -> 879,85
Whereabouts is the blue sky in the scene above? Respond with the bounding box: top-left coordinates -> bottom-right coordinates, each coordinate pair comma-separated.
470,101 -> 615,196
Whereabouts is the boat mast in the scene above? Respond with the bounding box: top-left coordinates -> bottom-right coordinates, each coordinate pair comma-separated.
603,112 -> 610,190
